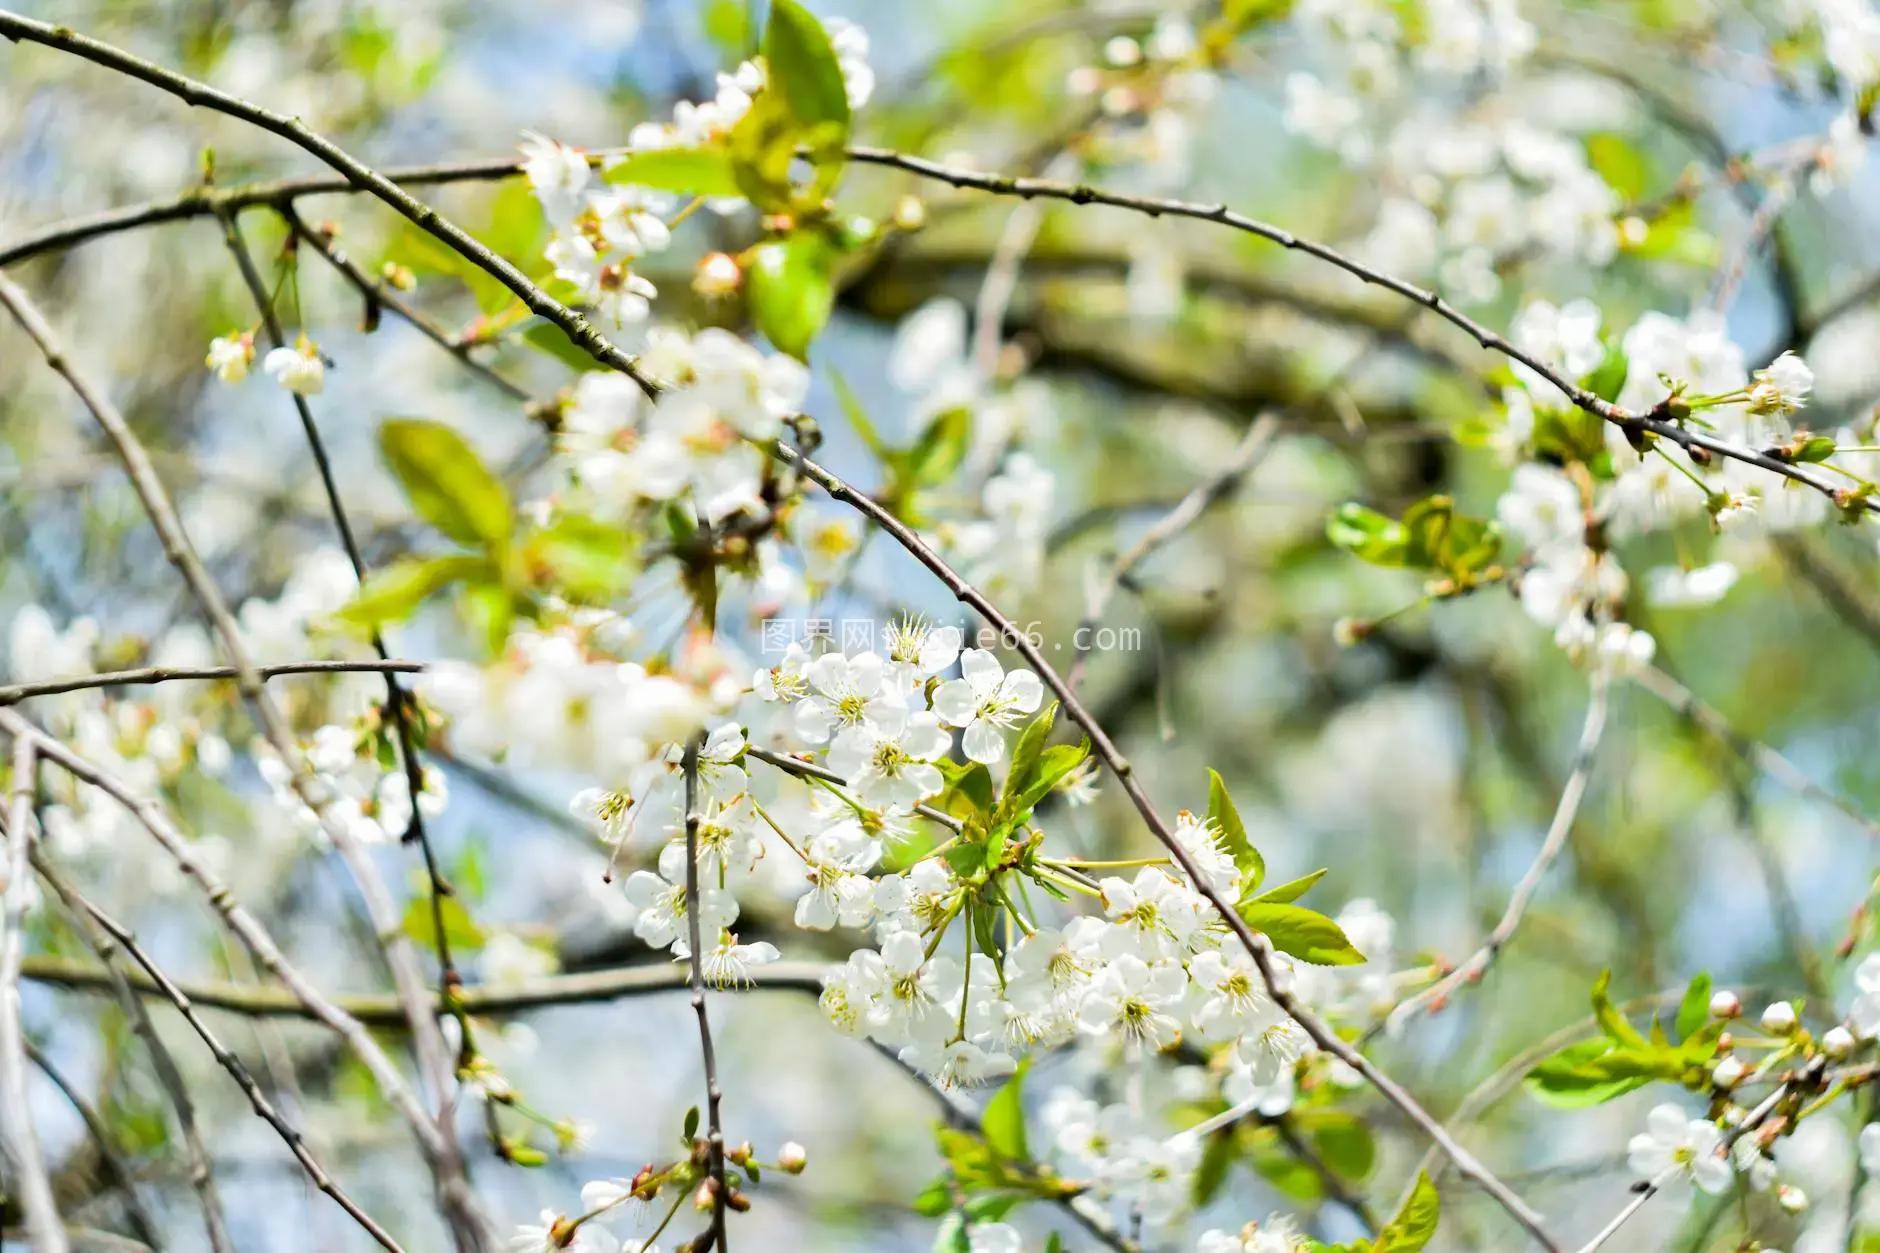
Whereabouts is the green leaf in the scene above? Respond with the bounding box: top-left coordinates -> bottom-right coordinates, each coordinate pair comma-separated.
1591,970 -> 1647,1047
1327,502 -> 1409,566
1374,1171 -> 1440,1253
1301,1111 -> 1375,1181
1582,341 -> 1629,405
400,893 -> 486,954
941,760 -> 995,819
1009,741 -> 1091,814
335,554 -> 488,629
764,0 -> 852,138
1585,133 -> 1648,202
379,419 -> 514,550
911,1178 -> 952,1217
905,406 -> 973,489
827,365 -> 888,457
1676,971 -> 1712,1041
1208,769 -> 1264,890
1524,1040 -> 1684,1108
1002,704 -> 1057,812
1192,1127 -> 1236,1207
684,1105 -> 701,1143
520,321 -> 604,373
525,513 -> 635,603
1401,495 -> 1501,578
1237,902 -> 1365,966
981,1061 -> 1030,1161
747,233 -> 837,361
1251,868 -> 1328,905
1795,435 -> 1839,464
602,147 -> 743,197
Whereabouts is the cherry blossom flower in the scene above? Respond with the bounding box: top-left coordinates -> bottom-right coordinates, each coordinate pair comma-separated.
932,650 -> 1044,764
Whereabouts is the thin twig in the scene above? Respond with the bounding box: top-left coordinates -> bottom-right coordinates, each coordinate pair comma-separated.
1632,664 -> 1880,840
682,736 -> 730,1251
772,445 -> 1561,1251
214,205 -> 481,1179
0,271 -> 487,1249
1385,668 -> 1611,1032
0,659 -> 423,705
0,12 -> 657,400
0,735 -> 66,1253
746,745 -> 963,832
0,11 -> 1855,511
1065,414 -> 1280,692
22,1038 -> 166,1251
20,954 -> 833,1022
279,206 -> 532,404
39,871 -> 407,1252
31,857 -> 233,1253
1,716 -> 454,1192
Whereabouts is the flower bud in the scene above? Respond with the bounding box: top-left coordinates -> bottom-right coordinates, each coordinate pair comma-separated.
694,252 -> 742,298
693,1178 -> 719,1211
1761,1002 -> 1798,1036
727,1190 -> 752,1213
777,1141 -> 808,1175
1711,1055 -> 1746,1088
1333,617 -> 1369,647
892,194 -> 926,231
727,1141 -> 753,1166
1709,990 -> 1742,1020
1779,1184 -> 1809,1214
1823,1025 -> 1857,1058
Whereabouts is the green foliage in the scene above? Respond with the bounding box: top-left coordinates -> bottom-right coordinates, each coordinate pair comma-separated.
747,231 -> 839,360
1327,497 -> 1501,581
400,893 -> 486,954
1208,769 -> 1265,891
337,554 -> 490,629
379,418 -> 513,551
602,147 -> 744,197
1373,1170 -> 1441,1252
981,1060 -> 1030,1161
1525,970 -> 1719,1107
1237,901 -> 1367,966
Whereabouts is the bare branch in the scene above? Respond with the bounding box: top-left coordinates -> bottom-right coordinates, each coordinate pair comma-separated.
1385,668 -> 1611,1032
23,1038 -> 166,1251
30,865 -> 408,1252
682,737 -> 731,1250
0,11 -> 654,402
0,659 -> 424,705
20,954 -> 833,1022
0,270 -> 487,1249
1065,413 -> 1280,692
0,735 -> 66,1253
31,857 -> 233,1253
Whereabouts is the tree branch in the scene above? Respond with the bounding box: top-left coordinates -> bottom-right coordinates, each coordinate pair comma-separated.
0,735 -> 66,1253
0,659 -> 423,705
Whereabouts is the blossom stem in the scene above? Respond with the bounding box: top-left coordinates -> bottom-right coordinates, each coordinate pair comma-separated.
682,735 -> 730,1251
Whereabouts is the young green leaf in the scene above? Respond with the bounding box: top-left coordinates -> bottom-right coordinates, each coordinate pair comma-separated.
764,0 -> 851,138
1236,902 -> 1365,966
1326,502 -> 1409,566
905,407 -> 973,489
379,419 -> 514,551
980,1061 -> 1030,1162
827,365 -> 889,456
1373,1170 -> 1440,1252
1207,769 -> 1264,889
1002,703 -> 1058,812
1675,971 -> 1712,1042
335,554 -> 488,629
1250,868 -> 1328,905
400,893 -> 486,954
602,147 -> 743,197
747,233 -> 838,361
1591,970 -> 1647,1047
